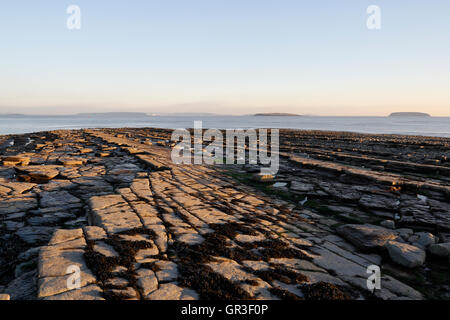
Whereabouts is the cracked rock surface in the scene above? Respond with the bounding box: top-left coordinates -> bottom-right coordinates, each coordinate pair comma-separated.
0,128 -> 449,300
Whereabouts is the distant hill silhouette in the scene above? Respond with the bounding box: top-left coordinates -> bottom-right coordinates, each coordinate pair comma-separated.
389,112 -> 430,117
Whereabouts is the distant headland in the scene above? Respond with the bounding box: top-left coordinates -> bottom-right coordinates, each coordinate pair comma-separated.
389,112 -> 431,117
254,113 -> 302,117
0,112 -> 151,118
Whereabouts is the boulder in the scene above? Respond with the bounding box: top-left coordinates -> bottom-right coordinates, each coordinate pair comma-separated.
380,220 -> 395,229
396,228 -> 414,240
408,232 -> 436,248
386,241 -> 426,268
336,224 -> 398,251
428,242 -> 450,257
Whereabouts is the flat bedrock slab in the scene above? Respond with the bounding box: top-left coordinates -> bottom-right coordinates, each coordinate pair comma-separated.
38,249 -> 91,278
359,194 -> 400,210
39,191 -> 81,208
82,226 -> 107,241
146,283 -> 198,300
88,194 -> 143,233
48,228 -> 84,245
0,195 -> 37,215
15,226 -> 55,244
136,269 -> 158,297
0,181 -> 36,195
38,272 -> 97,298
42,285 -> 104,300
154,261 -> 178,282
290,180 -> 315,192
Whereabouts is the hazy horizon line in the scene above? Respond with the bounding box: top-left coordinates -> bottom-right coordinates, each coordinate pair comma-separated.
0,111 -> 444,117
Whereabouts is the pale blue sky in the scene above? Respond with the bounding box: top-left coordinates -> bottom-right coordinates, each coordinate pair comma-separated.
1,0 -> 449,115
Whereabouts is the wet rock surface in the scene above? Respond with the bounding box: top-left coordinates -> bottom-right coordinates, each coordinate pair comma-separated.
0,128 -> 449,300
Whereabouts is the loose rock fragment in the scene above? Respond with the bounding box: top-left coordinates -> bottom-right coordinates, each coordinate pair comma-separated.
386,241 -> 426,268
336,224 -> 398,252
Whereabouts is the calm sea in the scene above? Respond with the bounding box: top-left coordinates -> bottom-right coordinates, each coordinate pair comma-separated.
0,115 -> 449,137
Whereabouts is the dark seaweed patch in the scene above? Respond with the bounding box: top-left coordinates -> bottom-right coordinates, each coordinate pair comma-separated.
253,265 -> 308,285
259,246 -> 311,261
209,222 -> 259,238
103,289 -> 134,300
241,279 -> 259,286
245,239 -> 313,262
105,235 -> 155,268
174,232 -> 261,264
269,287 -> 302,300
299,282 -> 351,300
177,263 -> 253,300
83,250 -> 119,282
239,216 -> 260,224
139,261 -> 161,272
116,227 -> 157,239
0,234 -> 31,285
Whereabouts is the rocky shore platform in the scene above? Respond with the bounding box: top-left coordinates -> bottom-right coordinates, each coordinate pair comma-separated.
0,128 -> 449,300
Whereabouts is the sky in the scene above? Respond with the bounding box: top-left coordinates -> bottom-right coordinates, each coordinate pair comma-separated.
0,0 -> 449,116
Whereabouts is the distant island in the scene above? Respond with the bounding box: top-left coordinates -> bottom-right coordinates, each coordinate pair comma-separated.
389,112 -> 431,117
254,113 -> 302,117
